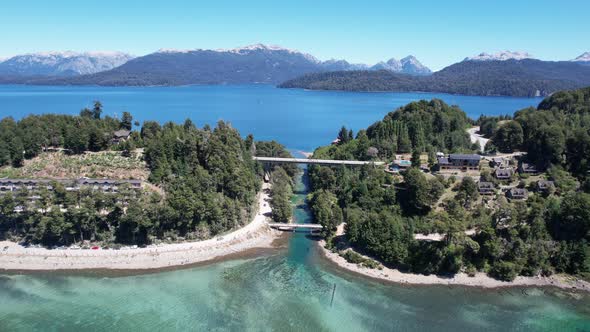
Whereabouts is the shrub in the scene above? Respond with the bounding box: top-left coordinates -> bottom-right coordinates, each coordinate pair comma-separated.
340,250 -> 382,269
489,261 -> 519,281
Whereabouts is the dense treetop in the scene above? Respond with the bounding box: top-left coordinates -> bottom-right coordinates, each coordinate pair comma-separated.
308,89 -> 590,281
0,108 -> 294,246
313,99 -> 475,162
479,87 -> 590,177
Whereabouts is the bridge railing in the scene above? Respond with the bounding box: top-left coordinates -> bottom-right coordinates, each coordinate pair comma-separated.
253,157 -> 384,166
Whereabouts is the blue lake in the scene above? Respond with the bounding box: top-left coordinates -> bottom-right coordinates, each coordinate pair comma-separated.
1,84 -> 588,331
0,84 -> 542,152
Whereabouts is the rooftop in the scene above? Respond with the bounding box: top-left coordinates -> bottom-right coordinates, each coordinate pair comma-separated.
509,188 -> 528,196
113,129 -> 131,138
449,154 -> 481,161
478,181 -> 495,189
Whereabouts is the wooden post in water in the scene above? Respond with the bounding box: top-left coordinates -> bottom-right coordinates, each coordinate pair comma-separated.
330,283 -> 337,307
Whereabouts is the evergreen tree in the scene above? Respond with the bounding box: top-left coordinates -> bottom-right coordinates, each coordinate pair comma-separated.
92,101 -> 103,119
121,112 -> 133,130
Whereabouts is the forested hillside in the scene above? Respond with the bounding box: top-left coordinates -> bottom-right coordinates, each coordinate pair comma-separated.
313,99 -> 475,162
308,90 -> 590,281
481,87 -> 590,176
0,102 -> 131,166
0,108 -> 293,246
279,60 -> 590,97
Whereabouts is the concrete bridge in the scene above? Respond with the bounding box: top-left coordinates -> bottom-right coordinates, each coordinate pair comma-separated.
253,157 -> 385,167
268,223 -> 323,232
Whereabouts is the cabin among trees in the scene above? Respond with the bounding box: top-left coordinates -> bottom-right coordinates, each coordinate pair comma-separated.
437,154 -> 480,171
478,181 -> 495,195
112,129 -> 131,144
494,167 -> 513,180
507,187 -> 528,200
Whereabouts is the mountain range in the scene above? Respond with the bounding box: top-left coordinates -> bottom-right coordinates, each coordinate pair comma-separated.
0,46 -> 589,97
279,57 -> 590,97
0,44 -> 430,85
464,50 -> 535,62
574,52 -> 590,65
0,51 -> 135,76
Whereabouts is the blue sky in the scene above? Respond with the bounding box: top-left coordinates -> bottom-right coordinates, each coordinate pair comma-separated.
1,0 -> 588,70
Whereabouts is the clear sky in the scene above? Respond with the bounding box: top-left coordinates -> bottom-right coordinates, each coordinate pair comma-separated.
1,0 -> 588,70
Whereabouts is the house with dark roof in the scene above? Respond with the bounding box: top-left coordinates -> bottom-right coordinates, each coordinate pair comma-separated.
0,179 -> 54,193
494,167 -> 513,180
537,180 -> 555,192
437,154 -> 480,171
491,157 -> 509,169
507,188 -> 528,200
77,178 -> 142,192
519,162 -> 539,174
0,178 -> 142,195
478,181 -> 495,195
112,130 -> 131,144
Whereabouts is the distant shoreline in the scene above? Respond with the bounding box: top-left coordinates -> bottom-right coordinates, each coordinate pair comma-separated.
317,240 -> 590,293
0,183 -> 285,272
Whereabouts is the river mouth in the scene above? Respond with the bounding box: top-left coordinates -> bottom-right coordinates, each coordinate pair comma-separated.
1,164 -> 590,330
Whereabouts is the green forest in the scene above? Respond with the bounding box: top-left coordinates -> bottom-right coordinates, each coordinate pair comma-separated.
308,90 -> 590,282
313,99 -> 476,163
279,60 -> 590,97
481,87 -> 590,175
0,106 -> 295,247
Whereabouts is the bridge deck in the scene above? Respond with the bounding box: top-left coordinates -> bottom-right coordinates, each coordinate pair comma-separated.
268,223 -> 323,230
253,157 -> 384,166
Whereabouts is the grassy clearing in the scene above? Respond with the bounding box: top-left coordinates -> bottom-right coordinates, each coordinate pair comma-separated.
0,151 -> 149,180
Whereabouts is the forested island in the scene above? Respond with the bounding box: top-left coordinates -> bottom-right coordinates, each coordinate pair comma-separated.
279,59 -> 590,97
0,103 -> 295,247
308,87 -> 590,282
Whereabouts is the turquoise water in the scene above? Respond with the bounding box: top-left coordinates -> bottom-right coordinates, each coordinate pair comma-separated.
0,84 -> 542,152
1,85 -> 588,331
1,168 -> 589,331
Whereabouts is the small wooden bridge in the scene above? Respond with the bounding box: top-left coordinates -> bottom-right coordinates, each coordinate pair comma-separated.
268,223 -> 323,232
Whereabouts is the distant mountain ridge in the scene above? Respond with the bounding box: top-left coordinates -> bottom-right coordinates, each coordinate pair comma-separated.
464,50 -> 535,62
2,46 -> 588,97
573,52 -> 590,65
4,44 -> 431,86
279,58 -> 590,97
0,51 -> 135,76
370,55 -> 431,75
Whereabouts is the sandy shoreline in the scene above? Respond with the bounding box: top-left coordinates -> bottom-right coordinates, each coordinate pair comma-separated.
318,236 -> 590,293
0,183 -> 283,272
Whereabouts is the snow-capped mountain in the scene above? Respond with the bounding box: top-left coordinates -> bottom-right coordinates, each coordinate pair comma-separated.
319,59 -> 368,71
464,51 -> 535,62
370,56 -> 431,75
158,44 -> 322,64
371,58 -> 402,72
3,44 -> 432,85
155,45 -> 430,75
400,56 -> 432,75
0,51 -> 135,76
572,52 -> 590,62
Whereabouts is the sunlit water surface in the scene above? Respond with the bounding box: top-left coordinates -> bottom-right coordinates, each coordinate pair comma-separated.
1,85 -> 588,331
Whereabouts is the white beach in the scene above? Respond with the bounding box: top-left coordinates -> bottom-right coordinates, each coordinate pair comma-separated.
319,223 -> 590,292
0,183 -> 283,271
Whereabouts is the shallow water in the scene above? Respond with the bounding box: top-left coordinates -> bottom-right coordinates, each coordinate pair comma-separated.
1,170 -> 589,331
1,85 -> 588,331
